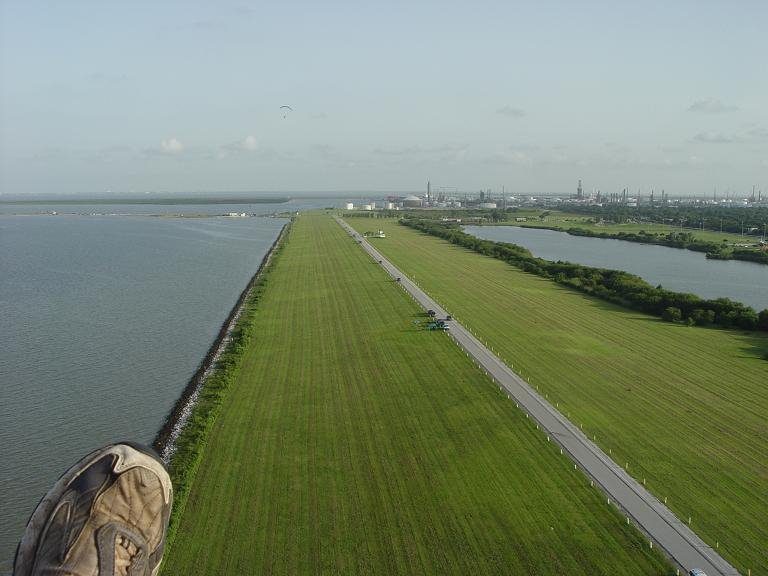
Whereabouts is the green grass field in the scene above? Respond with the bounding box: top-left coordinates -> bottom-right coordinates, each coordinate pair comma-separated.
348,217 -> 768,574
162,214 -> 672,575
504,211 -> 756,244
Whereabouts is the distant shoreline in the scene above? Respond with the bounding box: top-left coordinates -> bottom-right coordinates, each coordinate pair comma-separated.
0,197 -> 291,205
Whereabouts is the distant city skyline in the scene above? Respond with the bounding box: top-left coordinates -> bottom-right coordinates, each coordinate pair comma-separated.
1,1 -> 766,196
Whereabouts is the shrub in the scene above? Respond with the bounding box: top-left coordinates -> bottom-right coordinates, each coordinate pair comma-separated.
662,307 -> 682,322
758,309 -> 768,331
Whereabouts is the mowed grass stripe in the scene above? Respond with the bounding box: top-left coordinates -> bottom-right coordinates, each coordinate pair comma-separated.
164,214 -> 671,575
348,216 -> 768,573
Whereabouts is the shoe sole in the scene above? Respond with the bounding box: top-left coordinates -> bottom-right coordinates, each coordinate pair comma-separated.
14,442 -> 172,576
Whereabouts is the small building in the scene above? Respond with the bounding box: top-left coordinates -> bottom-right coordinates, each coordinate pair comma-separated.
515,217 -> 527,222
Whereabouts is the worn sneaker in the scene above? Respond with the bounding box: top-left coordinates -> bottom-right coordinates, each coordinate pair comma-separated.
14,443 -> 173,576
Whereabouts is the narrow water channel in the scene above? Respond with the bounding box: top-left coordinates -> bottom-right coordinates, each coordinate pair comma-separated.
464,225 -> 767,312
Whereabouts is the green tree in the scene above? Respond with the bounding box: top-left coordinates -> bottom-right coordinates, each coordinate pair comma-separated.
662,307 -> 682,322
759,309 -> 768,331
489,209 -> 507,222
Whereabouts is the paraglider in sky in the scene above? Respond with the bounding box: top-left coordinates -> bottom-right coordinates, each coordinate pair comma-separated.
280,105 -> 293,118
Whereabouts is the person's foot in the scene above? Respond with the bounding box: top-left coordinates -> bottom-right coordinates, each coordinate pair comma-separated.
14,443 -> 173,576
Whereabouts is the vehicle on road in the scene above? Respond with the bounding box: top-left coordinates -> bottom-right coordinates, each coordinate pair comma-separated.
688,570 -> 707,576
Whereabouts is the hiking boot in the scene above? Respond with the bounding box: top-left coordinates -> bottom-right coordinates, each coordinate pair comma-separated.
14,443 -> 173,576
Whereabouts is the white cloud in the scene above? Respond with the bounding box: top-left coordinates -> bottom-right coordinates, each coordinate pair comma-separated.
242,135 -> 258,151
372,143 -> 467,156
496,105 -> 526,118
219,135 -> 260,157
693,131 -> 736,144
687,99 -> 739,114
373,145 -> 421,156
160,138 -> 184,154
692,126 -> 767,144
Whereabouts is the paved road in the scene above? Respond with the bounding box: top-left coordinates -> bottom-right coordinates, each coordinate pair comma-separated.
336,217 -> 740,576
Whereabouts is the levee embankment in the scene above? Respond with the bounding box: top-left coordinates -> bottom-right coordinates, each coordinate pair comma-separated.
161,213 -> 671,575
153,219 -> 291,547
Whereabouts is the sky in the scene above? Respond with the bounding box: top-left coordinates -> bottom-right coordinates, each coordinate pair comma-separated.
1,0 -> 766,197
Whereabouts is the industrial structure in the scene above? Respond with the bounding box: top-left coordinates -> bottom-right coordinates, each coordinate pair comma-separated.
342,179 -> 767,212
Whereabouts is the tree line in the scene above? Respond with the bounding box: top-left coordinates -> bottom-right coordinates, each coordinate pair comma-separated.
567,204 -> 768,236
549,227 -> 768,265
401,217 -> 768,332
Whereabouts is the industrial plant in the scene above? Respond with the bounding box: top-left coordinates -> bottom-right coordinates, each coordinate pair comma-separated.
343,180 -> 767,212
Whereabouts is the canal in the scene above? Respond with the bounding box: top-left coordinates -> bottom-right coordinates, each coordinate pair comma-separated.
464,225 -> 767,312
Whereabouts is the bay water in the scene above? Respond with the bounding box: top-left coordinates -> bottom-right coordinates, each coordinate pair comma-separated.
0,212 -> 288,571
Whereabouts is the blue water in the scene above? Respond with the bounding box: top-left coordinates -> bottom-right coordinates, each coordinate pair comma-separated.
0,213 -> 293,571
465,225 -> 768,312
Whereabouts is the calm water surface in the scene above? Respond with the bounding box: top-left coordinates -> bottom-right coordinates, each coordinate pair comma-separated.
0,214 -> 289,571
0,197 -> 344,216
465,225 -> 767,311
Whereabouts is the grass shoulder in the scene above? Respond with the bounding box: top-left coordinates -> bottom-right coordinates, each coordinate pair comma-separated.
346,216 -> 768,573
162,213 -> 673,575
159,221 -> 291,551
